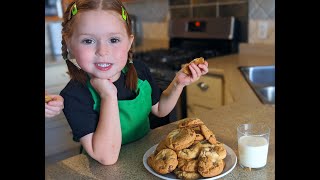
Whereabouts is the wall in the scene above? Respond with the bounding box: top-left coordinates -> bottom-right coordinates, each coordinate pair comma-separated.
248,0 -> 275,44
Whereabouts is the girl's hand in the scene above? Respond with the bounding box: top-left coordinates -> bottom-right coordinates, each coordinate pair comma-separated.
45,94 -> 64,118
90,78 -> 117,98
175,61 -> 209,87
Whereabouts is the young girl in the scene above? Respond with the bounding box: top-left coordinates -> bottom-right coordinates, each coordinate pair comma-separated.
60,0 -> 209,165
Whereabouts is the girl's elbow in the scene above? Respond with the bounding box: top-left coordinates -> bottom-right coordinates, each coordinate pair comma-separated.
97,156 -> 119,165
158,113 -> 167,118
154,112 -> 168,118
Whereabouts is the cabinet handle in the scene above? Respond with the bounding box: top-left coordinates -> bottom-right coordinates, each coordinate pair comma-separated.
197,82 -> 209,91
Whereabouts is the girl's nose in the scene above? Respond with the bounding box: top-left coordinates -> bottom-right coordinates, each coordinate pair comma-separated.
96,42 -> 108,56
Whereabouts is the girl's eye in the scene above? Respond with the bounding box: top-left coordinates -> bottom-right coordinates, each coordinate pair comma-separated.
81,39 -> 95,44
110,38 -> 120,43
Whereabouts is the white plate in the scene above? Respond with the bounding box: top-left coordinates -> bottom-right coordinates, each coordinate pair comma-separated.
143,143 -> 237,180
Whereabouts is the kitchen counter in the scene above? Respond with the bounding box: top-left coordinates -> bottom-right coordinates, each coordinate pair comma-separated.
45,44 -> 275,179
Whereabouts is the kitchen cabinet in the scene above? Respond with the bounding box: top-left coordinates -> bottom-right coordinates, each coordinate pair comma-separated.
186,71 -> 225,117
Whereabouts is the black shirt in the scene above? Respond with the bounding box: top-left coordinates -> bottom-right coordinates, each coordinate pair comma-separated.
60,60 -> 162,142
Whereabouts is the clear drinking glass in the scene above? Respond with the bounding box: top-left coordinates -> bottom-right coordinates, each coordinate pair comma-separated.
237,123 -> 270,170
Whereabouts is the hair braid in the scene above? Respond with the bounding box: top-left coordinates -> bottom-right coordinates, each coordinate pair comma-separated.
61,19 -> 87,84
125,49 -> 138,91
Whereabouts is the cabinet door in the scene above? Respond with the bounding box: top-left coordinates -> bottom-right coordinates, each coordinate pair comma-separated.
187,97 -> 215,117
186,74 -> 224,116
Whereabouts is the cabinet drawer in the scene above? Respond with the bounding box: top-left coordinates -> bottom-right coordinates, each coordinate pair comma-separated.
187,75 -> 223,99
186,72 -> 226,117
188,95 -> 222,109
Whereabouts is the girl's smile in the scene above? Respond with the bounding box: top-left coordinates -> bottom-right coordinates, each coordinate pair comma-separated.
94,62 -> 112,71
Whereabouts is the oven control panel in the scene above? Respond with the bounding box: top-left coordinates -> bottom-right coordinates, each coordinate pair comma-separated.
188,21 -> 206,32
170,17 -> 236,40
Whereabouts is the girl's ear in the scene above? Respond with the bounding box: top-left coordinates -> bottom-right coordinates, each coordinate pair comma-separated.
65,39 -> 74,58
65,39 -> 71,51
128,34 -> 134,50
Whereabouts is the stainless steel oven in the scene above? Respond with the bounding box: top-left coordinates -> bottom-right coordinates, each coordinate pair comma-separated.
134,16 -> 240,129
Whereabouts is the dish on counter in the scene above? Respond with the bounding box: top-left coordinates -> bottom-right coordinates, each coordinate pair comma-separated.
143,143 -> 237,180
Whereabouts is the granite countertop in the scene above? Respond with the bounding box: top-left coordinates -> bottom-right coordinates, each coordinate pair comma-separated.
45,42 -> 275,179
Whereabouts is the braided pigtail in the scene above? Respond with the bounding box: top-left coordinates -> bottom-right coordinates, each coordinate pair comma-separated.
125,49 -> 138,91
60,1 -> 87,85
61,39 -> 87,84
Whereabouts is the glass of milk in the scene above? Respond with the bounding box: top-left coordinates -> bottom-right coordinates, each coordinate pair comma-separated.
237,123 -> 270,169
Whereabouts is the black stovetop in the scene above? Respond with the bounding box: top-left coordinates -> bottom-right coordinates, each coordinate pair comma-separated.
134,48 -> 218,71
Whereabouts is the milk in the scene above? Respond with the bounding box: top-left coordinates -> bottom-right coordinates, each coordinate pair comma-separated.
238,136 -> 269,168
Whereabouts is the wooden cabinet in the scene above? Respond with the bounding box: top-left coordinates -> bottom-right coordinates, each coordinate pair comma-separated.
186,71 -> 225,117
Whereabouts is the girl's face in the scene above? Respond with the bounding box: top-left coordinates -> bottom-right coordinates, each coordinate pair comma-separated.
68,10 -> 134,82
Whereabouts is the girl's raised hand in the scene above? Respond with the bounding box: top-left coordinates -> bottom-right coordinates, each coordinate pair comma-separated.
175,61 -> 209,87
45,94 -> 64,118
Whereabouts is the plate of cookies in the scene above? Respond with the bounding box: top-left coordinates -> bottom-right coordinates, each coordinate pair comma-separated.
143,118 -> 237,180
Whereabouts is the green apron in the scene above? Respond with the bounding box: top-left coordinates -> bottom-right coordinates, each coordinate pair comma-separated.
87,72 -> 152,145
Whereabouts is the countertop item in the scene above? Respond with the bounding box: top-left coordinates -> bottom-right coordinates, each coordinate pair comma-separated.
45,47 -> 275,179
142,143 -> 237,180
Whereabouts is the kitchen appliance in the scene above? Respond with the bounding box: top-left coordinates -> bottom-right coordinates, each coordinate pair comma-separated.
130,15 -> 143,47
134,16 -> 239,129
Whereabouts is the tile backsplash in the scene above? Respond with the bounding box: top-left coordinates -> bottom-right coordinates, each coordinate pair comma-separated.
124,0 -> 170,41
248,0 -> 275,44
142,22 -> 169,40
